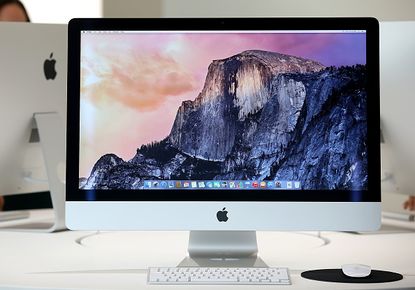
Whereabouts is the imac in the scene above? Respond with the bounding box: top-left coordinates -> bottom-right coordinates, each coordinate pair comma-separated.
66,18 -> 381,267
380,21 -> 415,197
0,22 -> 67,231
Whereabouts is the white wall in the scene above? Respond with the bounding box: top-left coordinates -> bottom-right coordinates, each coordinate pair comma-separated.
103,0 -> 415,21
103,0 -> 162,17
162,0 -> 415,20
18,0 -> 415,23
21,0 -> 102,24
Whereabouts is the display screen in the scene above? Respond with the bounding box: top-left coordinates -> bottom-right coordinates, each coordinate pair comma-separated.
79,30 -> 367,191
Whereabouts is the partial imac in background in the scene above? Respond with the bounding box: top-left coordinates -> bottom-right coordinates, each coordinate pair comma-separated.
66,19 -> 380,267
380,21 -> 415,198
0,22 -> 67,231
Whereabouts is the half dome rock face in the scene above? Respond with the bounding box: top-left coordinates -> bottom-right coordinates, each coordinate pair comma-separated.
168,50 -> 324,161
248,75 -> 306,161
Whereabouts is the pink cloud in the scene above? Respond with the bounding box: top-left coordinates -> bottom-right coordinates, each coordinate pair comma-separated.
82,51 -> 196,112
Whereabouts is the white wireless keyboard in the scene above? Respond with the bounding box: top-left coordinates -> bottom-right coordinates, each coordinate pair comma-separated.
148,267 -> 291,285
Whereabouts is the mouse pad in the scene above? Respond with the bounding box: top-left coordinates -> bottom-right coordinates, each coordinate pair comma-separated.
301,269 -> 403,283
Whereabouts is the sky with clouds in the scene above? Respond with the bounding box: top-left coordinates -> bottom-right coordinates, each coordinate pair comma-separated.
79,32 -> 366,177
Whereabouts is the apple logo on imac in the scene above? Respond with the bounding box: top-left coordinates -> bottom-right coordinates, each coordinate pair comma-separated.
216,207 -> 229,222
44,52 -> 57,80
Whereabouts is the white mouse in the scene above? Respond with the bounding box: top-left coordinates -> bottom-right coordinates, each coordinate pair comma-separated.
341,264 -> 371,278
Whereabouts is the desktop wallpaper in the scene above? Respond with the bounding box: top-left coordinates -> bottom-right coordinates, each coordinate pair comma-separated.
79,32 -> 367,190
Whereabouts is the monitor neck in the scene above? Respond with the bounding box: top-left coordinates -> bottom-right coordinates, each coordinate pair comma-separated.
178,231 -> 267,267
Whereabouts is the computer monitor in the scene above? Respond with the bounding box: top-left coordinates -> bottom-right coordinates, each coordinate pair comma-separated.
66,18 -> 380,266
0,22 -> 67,231
380,21 -> 415,196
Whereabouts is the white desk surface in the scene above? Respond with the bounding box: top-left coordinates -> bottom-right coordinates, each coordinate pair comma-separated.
0,209 -> 415,290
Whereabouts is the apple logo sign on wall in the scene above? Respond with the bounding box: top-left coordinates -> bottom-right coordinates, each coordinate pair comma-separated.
44,52 -> 57,80
216,207 -> 229,222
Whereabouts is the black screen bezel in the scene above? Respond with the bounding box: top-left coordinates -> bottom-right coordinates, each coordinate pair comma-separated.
66,17 -> 380,202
